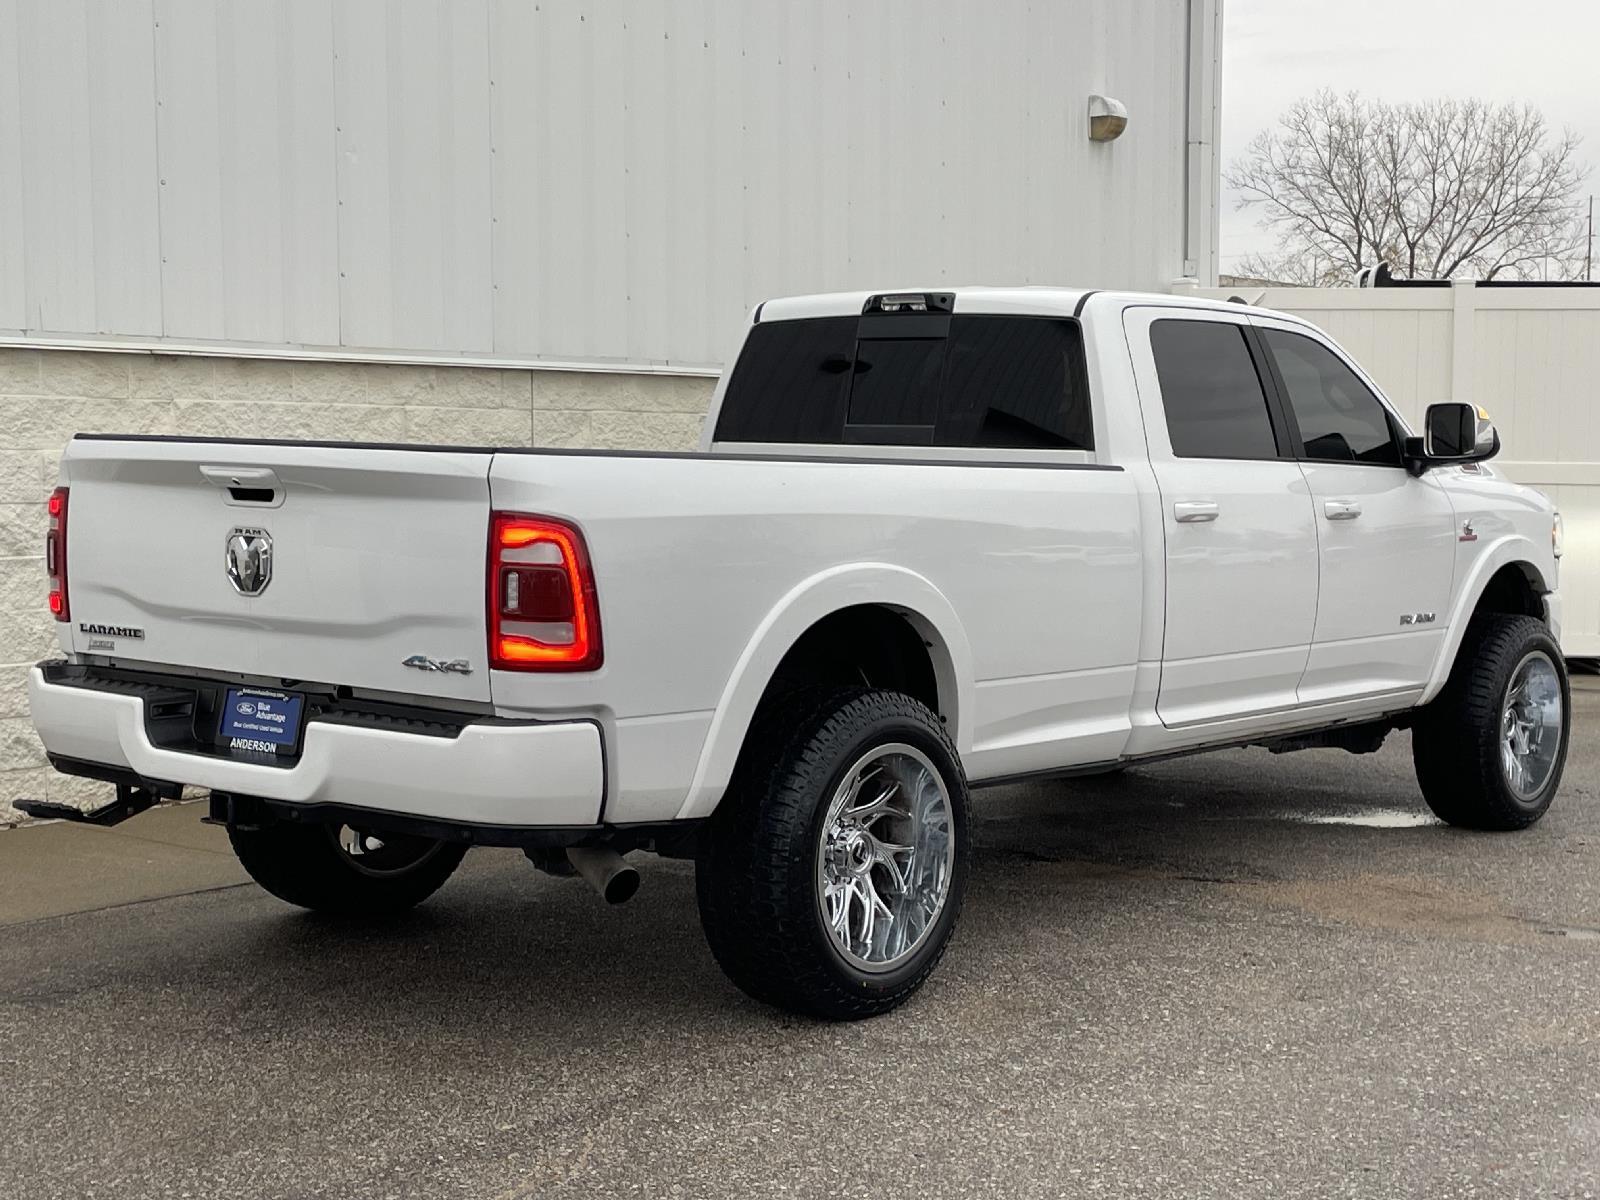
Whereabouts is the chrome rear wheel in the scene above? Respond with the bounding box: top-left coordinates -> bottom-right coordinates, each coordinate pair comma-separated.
695,688 -> 970,1019
817,744 -> 954,973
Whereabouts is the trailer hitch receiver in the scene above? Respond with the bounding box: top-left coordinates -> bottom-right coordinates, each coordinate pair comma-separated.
13,780 -> 176,827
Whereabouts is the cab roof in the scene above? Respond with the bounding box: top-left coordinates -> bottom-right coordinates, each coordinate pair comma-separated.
753,285 -> 1299,326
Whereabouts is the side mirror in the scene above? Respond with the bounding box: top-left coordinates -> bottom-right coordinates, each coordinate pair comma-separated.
1420,402 -> 1499,462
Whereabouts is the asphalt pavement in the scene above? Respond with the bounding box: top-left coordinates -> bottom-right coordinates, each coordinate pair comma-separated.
2,683 -> 1597,1199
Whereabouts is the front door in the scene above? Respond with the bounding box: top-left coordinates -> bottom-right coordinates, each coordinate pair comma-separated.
1125,308 -> 1321,726
1251,319 -> 1458,702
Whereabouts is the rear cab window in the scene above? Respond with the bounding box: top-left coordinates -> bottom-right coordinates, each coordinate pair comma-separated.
714,299 -> 1094,453
709,318 -> 855,444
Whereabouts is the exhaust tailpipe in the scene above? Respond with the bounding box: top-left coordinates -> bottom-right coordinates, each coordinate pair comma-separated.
565,846 -> 640,905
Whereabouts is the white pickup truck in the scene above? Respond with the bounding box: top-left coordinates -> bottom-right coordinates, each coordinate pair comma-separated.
26,287 -> 1569,1019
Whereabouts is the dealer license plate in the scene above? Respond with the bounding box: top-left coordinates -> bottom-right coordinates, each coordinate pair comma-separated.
218,687 -> 304,755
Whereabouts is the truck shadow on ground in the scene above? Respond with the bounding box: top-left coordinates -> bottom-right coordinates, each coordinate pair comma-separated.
5,738 -> 1594,1200
5,732 -> 1594,1200
179,740 -> 1580,1039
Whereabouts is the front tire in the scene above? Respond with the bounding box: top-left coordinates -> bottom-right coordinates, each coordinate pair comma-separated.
1412,614 -> 1570,830
229,818 -> 467,915
696,688 -> 970,1020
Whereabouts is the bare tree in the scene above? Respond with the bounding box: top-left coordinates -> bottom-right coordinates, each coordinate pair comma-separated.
1228,92 -> 1590,282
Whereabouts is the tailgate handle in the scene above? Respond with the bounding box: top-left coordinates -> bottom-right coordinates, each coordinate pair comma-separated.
200,465 -> 283,507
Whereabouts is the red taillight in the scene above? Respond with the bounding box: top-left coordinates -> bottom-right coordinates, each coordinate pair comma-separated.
45,486 -> 68,622
488,512 -> 602,671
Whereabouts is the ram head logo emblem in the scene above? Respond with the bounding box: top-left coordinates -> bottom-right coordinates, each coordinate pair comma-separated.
225,528 -> 273,597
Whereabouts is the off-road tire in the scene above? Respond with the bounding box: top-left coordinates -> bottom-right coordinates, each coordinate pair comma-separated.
696,687 -> 970,1020
1412,614 -> 1570,830
229,819 -> 467,915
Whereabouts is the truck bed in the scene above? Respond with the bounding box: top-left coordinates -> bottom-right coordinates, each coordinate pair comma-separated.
55,432 -> 1146,824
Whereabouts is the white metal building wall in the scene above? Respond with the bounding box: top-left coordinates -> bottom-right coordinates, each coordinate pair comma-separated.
0,0 -> 1211,369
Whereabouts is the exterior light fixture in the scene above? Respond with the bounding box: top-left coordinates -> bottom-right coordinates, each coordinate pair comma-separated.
1087,94 -> 1128,142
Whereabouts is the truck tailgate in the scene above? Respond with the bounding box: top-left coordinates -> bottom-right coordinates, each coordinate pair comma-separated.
59,437 -> 493,705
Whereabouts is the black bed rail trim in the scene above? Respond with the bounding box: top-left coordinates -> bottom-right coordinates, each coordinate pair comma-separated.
73,432 -> 505,454
72,432 -> 1123,472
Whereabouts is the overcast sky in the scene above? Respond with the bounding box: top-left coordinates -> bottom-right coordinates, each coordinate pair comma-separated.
1221,0 -> 1600,272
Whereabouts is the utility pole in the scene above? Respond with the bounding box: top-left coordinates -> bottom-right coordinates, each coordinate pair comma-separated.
1588,195 -> 1594,282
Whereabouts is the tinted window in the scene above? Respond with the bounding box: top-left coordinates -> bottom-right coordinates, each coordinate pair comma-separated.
713,317 -> 854,443
845,338 -> 944,443
1151,320 -> 1279,460
1262,330 -> 1401,466
715,313 -> 1095,451
936,318 -> 1092,450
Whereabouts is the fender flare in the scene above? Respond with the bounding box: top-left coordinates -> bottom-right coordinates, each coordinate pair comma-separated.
1420,535 -> 1550,704
673,563 -> 974,820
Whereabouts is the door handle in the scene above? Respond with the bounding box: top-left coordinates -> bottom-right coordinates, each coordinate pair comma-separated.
1173,501 -> 1219,523
1323,500 -> 1362,521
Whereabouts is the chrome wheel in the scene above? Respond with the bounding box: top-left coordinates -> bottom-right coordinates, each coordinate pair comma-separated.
330,825 -> 445,878
816,743 -> 954,973
1500,651 -> 1563,802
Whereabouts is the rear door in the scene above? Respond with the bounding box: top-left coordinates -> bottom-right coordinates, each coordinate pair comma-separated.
60,437 -> 494,704
1124,308 -> 1320,726
1251,320 -> 1458,701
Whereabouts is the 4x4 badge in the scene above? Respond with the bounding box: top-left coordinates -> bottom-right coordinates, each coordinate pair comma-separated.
402,655 -> 473,675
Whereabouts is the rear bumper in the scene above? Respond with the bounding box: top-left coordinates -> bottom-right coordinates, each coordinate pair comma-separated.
27,665 -> 604,827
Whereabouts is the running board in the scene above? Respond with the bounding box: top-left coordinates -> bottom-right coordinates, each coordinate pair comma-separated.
1254,718 -> 1392,756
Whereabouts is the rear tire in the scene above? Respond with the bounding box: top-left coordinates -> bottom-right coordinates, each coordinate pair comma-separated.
1412,614 -> 1570,830
696,687 -> 970,1020
229,818 -> 467,915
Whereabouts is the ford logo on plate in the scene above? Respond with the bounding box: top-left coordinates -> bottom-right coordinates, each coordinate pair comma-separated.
235,701 -> 256,716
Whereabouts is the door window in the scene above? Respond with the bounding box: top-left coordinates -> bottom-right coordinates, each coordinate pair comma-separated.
1261,329 -> 1402,467
1150,319 -> 1280,460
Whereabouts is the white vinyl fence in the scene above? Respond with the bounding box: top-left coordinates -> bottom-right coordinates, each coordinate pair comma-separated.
1195,280 -> 1600,657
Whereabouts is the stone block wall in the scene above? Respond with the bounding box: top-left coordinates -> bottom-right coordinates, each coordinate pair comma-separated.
0,347 -> 715,824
